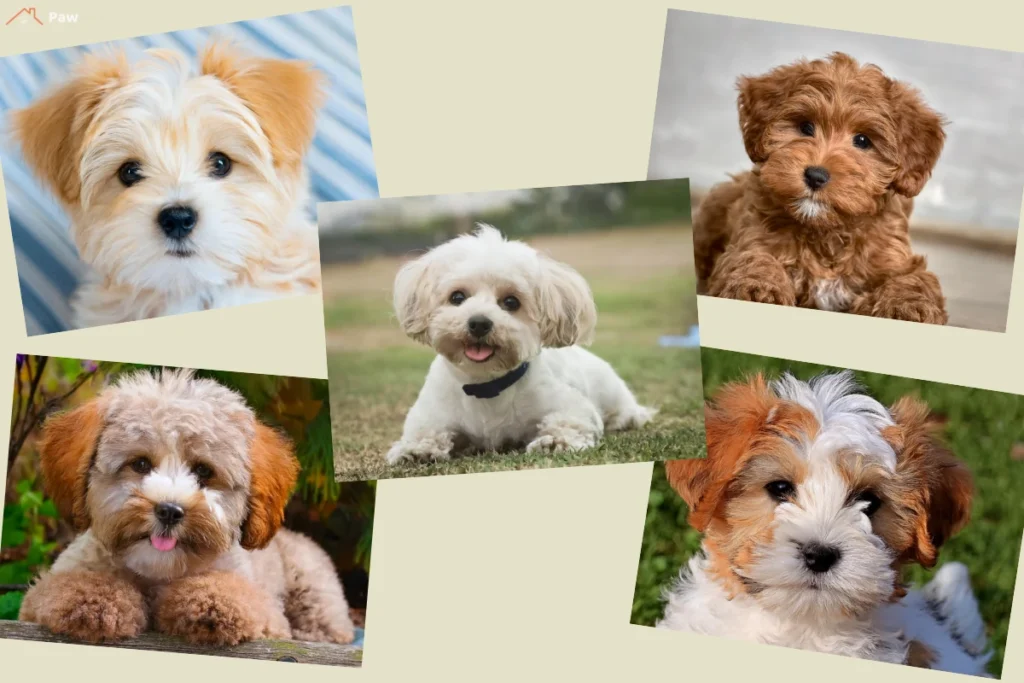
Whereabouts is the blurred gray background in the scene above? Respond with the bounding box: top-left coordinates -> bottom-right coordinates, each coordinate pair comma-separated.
649,10 -> 1024,232
648,10 -> 1023,332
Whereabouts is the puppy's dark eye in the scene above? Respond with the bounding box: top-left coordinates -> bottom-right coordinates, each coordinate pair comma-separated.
192,463 -> 214,484
852,134 -> 872,150
501,295 -> 521,312
117,161 -> 144,187
799,121 -> 816,137
449,290 -> 467,306
209,152 -> 232,178
854,490 -> 882,517
129,457 -> 153,475
765,480 -> 795,502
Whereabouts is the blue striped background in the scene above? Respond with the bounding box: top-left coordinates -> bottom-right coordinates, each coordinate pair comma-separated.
0,6 -> 378,335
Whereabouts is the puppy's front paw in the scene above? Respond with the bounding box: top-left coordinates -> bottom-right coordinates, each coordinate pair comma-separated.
714,277 -> 797,306
526,431 -> 595,454
866,295 -> 948,325
385,433 -> 454,464
154,572 -> 288,646
21,570 -> 147,643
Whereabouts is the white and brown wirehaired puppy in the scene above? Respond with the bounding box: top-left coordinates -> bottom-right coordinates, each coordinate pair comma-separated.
658,371 -> 992,676
694,53 -> 948,324
385,224 -> 655,463
11,43 -> 324,328
19,369 -> 355,646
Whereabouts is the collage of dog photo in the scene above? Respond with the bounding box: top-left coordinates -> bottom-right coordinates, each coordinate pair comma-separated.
1,2 -> 1023,682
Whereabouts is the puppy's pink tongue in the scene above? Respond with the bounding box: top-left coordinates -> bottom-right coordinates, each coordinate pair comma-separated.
151,535 -> 177,552
465,344 -> 495,362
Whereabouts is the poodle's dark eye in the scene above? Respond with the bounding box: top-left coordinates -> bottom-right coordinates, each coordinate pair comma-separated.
501,295 -> 521,312
765,480 -> 795,502
117,161 -> 144,187
852,134 -> 872,150
449,290 -> 467,306
192,463 -> 214,484
129,457 -> 153,475
209,152 -> 232,178
854,490 -> 882,517
799,121 -> 816,137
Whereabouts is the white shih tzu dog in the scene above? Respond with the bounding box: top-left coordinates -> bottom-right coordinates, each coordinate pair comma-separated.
385,224 -> 655,463
11,44 -> 324,328
658,371 -> 992,676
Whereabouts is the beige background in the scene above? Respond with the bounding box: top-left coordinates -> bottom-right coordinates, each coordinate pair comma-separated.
0,0 -> 1021,681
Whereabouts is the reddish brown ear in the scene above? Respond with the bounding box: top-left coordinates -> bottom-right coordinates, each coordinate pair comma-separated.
11,53 -> 127,205
37,399 -> 107,531
888,396 -> 973,567
736,62 -> 810,164
887,81 -> 946,197
669,374 -> 776,531
200,42 -> 325,172
240,423 -> 300,550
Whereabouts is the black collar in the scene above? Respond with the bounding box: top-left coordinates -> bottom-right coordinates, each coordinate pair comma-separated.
462,362 -> 530,399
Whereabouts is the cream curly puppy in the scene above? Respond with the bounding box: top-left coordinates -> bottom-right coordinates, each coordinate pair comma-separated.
19,369 -> 355,646
385,224 -> 655,463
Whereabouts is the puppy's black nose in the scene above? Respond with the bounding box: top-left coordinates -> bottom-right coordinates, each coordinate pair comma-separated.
157,205 -> 198,240
802,543 -> 841,573
804,166 -> 831,190
154,502 -> 185,527
467,315 -> 493,339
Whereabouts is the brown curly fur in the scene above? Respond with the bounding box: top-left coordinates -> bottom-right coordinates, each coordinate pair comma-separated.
18,570 -> 148,643
695,53 -> 949,325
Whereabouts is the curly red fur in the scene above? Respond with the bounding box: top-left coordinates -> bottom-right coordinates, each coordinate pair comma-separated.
696,53 -> 949,325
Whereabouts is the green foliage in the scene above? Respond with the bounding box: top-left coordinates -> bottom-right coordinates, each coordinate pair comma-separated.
0,591 -> 24,620
632,348 -> 1024,677
0,475 -> 61,597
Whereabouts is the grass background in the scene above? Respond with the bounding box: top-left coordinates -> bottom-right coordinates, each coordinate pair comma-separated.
324,222 -> 705,481
631,348 -> 1024,678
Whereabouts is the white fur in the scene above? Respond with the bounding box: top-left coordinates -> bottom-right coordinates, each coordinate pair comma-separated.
813,277 -> 853,312
386,224 -> 655,463
45,49 -> 320,327
658,372 -> 991,676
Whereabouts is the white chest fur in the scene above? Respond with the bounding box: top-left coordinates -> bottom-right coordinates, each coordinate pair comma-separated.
813,277 -> 853,312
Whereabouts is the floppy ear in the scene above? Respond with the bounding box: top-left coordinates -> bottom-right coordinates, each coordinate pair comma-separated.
736,61 -> 809,164
669,374 -> 776,531
37,399 -> 107,531
392,252 -> 436,344
887,81 -> 946,197
887,396 -> 973,567
240,423 -> 300,550
200,42 -> 325,172
536,255 -> 597,347
11,52 -> 127,206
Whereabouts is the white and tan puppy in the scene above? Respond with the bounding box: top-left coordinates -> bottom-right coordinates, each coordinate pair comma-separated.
386,224 -> 655,463
11,44 -> 323,328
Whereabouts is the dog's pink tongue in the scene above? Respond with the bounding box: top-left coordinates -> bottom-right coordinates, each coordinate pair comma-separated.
150,535 -> 177,552
465,344 -> 494,362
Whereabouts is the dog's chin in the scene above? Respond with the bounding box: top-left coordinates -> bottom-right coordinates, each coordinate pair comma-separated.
746,566 -> 894,622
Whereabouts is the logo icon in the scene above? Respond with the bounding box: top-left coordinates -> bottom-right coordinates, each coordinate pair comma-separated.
6,7 -> 44,25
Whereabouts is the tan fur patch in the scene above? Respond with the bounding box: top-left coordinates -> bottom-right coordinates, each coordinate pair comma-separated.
240,424 -> 300,550
38,399 -> 108,531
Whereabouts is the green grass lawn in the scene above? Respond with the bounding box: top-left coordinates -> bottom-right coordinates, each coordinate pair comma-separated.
325,224 -> 706,481
632,348 -> 1024,677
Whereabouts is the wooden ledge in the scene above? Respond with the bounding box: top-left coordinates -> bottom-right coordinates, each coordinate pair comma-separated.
0,620 -> 362,667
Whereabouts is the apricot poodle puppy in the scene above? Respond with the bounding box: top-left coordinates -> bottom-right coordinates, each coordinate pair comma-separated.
19,369 -> 355,647
694,52 -> 949,325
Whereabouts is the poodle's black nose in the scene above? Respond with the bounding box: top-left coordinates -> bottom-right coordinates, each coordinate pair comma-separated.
157,205 -> 198,240
154,502 -> 185,527
801,543 -> 841,573
467,315 -> 493,339
803,166 -> 831,190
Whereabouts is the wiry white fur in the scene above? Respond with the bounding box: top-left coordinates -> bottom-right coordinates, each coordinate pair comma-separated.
386,224 -> 655,463
658,372 -> 991,676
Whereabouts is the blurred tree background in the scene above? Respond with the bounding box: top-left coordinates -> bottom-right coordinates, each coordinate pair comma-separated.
319,179 -> 692,264
1,356 -> 374,626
